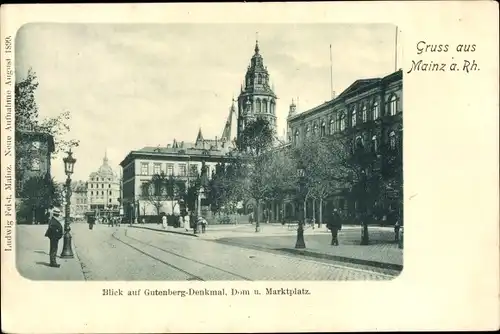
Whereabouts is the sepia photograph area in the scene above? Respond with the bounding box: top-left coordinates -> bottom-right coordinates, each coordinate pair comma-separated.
14,23 -> 403,282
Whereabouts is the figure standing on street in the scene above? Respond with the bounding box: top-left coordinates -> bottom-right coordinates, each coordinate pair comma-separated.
162,215 -> 168,229
184,211 -> 190,232
394,219 -> 401,242
198,216 -> 208,233
327,209 -> 342,246
44,207 -> 64,268
88,216 -> 95,230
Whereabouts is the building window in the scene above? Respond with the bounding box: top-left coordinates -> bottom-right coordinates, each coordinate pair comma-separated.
389,131 -> 397,149
90,184 -> 93,188
101,191 -> 104,195
141,163 -> 149,175
91,191 -> 93,196
109,199 -> 112,203
179,164 -> 187,176
338,112 -> 346,131
206,166 -> 210,177
294,130 -> 299,144
256,99 -> 261,113
109,191 -> 112,195
321,122 -> 326,137
31,158 -> 40,171
351,108 -> 357,127
263,100 -> 268,113
257,74 -> 262,84
153,163 -> 161,175
313,124 -> 318,136
96,177 -> 99,181
362,106 -> 368,123
389,95 -> 398,116
372,135 -> 378,153
167,164 -> 174,176
109,184 -> 111,188
330,118 -> 335,135
372,101 -> 380,120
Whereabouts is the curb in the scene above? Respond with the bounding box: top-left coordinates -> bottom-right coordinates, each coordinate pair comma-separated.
129,225 -> 198,237
214,239 -> 402,271
276,248 -> 403,271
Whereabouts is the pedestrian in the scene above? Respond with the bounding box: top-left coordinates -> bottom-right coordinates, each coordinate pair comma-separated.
44,207 -> 64,268
162,215 -> 168,229
327,209 -> 342,246
184,211 -> 190,232
199,216 -> 208,233
88,215 -> 95,230
394,217 -> 401,243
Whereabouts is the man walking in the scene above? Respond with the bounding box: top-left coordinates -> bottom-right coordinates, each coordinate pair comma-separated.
327,209 -> 342,246
44,207 -> 64,268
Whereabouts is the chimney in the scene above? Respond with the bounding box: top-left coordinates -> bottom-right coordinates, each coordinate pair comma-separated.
332,91 -> 336,99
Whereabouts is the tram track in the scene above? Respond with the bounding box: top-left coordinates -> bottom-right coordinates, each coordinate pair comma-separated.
111,229 -> 253,281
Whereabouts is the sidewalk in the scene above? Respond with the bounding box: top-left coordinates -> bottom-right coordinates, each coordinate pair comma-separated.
132,223 -> 402,270
213,228 -> 403,271
16,225 -> 86,281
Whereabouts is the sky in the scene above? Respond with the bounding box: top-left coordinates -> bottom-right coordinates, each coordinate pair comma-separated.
15,23 -> 398,182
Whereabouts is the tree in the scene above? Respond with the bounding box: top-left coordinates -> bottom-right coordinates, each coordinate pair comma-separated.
293,136 -> 346,228
235,150 -> 296,232
17,173 -> 62,223
15,69 -> 79,196
236,118 -> 275,156
165,175 -> 187,214
141,172 -> 169,215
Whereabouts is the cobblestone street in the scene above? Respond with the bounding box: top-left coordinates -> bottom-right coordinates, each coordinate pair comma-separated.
17,224 -> 397,281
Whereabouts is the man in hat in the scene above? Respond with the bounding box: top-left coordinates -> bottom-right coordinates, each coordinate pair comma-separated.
327,209 -> 342,246
44,207 -> 64,268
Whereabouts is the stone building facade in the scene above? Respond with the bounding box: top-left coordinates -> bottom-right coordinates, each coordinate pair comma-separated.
70,180 -> 88,218
237,41 -> 278,143
15,130 -> 55,195
286,69 -> 403,222
120,134 -> 235,220
87,152 -> 120,215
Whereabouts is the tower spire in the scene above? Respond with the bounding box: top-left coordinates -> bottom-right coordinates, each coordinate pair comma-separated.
103,149 -> 109,165
255,32 -> 259,53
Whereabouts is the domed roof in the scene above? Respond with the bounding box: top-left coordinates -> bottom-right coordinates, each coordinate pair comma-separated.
92,151 -> 115,179
98,163 -> 114,176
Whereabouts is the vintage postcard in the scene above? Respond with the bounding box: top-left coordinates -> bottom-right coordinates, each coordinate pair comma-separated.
1,2 -> 498,333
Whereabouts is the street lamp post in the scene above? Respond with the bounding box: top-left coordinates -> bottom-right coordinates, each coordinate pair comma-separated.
295,168 -> 306,249
60,149 -> 76,259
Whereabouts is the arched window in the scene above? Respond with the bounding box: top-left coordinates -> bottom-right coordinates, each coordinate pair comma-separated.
294,130 -> 299,144
389,131 -> 396,149
339,112 -> 346,131
305,126 -> 311,138
329,118 -> 335,134
321,122 -> 326,137
262,100 -> 268,113
351,108 -> 357,126
362,105 -> 368,122
257,74 -> 262,84
313,124 -> 318,136
256,99 -> 261,113
372,101 -> 380,120
372,135 -> 378,153
389,95 -> 398,116
270,101 -> 275,114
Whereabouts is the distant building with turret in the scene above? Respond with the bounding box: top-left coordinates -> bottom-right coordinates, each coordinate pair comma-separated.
87,152 -> 120,215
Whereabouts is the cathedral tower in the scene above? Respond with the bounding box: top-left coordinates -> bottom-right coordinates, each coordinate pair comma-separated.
237,40 -> 277,143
